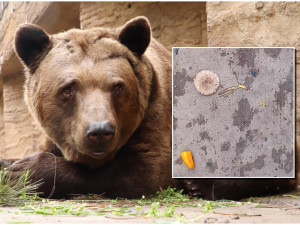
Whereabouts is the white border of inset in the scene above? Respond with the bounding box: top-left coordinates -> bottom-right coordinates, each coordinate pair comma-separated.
172,47 -> 296,179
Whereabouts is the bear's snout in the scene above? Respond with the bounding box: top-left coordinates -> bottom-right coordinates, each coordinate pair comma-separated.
86,121 -> 115,146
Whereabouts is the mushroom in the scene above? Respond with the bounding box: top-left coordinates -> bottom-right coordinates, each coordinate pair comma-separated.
194,70 -> 220,95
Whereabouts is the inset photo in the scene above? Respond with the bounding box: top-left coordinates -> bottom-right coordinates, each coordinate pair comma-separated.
173,48 -> 295,178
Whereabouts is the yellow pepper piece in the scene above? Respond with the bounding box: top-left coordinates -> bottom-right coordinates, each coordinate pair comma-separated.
237,84 -> 248,90
180,151 -> 195,170
260,101 -> 266,107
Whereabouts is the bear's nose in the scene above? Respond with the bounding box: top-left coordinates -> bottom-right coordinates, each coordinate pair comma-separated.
86,121 -> 115,144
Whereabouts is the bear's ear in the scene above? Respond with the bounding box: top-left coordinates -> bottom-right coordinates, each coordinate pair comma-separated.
14,24 -> 51,72
118,16 -> 151,56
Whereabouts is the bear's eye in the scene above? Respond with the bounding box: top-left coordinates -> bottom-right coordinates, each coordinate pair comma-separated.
62,86 -> 74,99
113,82 -> 124,96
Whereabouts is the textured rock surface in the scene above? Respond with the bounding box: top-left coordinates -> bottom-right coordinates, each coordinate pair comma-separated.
0,81 -> 3,154
1,73 -> 47,159
206,1 -> 300,138
0,2 -> 80,77
0,2 -> 80,159
207,2 -> 300,51
2,74 -> 33,159
80,2 -> 207,50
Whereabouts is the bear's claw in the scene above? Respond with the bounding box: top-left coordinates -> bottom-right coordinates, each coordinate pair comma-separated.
183,179 -> 202,198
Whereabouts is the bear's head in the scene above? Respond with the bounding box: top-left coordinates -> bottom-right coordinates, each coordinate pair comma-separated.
14,17 -> 153,167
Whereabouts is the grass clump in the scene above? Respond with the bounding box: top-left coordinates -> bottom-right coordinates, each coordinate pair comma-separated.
283,194 -> 300,199
141,202 -> 175,218
21,202 -> 100,216
198,200 -> 242,214
137,187 -> 191,205
0,166 -> 40,206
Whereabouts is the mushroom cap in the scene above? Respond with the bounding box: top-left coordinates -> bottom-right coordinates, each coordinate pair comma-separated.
194,70 -> 220,95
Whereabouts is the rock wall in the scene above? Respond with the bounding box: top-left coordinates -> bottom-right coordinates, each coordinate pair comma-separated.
0,2 -> 80,77
206,1 -> 300,138
2,74 -> 33,159
80,2 -> 207,50
1,73 -> 48,159
0,2 -> 80,159
0,80 -> 3,155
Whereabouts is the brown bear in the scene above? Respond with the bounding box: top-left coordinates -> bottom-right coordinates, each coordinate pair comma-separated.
11,16 -> 297,200
12,16 -> 173,199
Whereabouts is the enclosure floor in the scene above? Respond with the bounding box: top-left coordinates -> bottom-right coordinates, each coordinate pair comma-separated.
0,186 -> 299,224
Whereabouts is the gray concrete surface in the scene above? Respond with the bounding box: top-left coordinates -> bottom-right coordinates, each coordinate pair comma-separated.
173,48 -> 294,177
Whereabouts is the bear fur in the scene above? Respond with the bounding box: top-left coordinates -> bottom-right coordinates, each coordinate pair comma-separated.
12,16 -> 297,200
12,16 -> 173,198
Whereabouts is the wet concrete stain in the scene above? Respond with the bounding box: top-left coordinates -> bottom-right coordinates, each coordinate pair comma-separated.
206,158 -> 218,173
284,151 -> 293,174
288,66 -> 293,80
246,129 -> 259,142
192,114 -> 207,126
173,116 -> 178,130
264,48 -> 281,58
244,76 -> 255,89
173,98 -> 178,107
210,100 -> 218,111
199,131 -> 213,141
272,148 -> 283,165
232,98 -> 259,131
237,48 -> 257,68
175,157 -> 183,165
221,166 -> 230,172
186,115 -> 207,128
240,155 -> 265,176
235,137 -> 247,155
228,59 -> 234,67
274,79 -> 293,110
173,68 -> 193,97
272,146 -> 293,173
186,122 -> 192,128
221,142 -> 231,152
201,146 -> 208,155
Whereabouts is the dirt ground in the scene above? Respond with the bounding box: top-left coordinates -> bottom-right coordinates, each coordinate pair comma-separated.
0,186 -> 300,224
